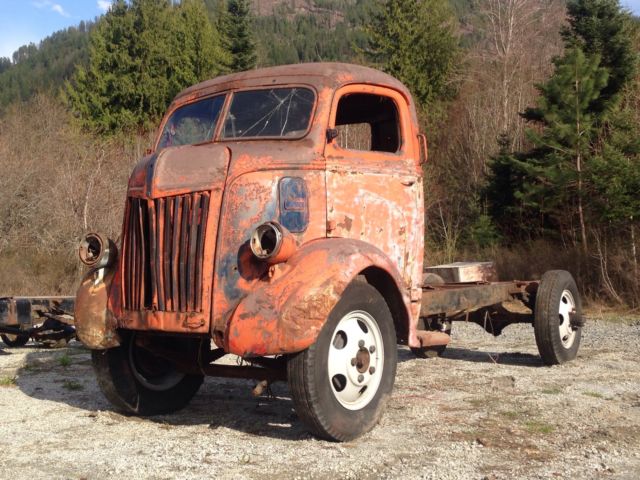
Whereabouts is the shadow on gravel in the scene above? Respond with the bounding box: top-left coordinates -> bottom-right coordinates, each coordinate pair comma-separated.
13,345 -> 309,441
397,345 -> 543,366
441,347 -> 544,366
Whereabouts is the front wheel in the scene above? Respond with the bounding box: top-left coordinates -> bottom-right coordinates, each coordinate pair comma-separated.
288,281 -> 397,441
534,270 -> 582,365
91,332 -> 203,415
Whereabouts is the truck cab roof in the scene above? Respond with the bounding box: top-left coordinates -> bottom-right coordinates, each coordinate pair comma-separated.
173,62 -> 413,106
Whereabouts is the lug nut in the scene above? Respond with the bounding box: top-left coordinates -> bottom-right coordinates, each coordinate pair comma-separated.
369,366 -> 376,374
369,345 -> 376,353
357,374 -> 364,383
358,340 -> 365,348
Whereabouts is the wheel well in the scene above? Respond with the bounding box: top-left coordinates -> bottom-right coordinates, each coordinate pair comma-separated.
360,266 -> 409,345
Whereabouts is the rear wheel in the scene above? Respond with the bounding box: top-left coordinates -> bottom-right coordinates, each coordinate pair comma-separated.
91,332 -> 203,415
288,281 -> 397,441
1,333 -> 30,347
534,270 -> 582,365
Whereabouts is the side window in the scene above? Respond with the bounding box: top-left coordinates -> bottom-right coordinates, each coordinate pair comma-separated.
335,93 -> 400,153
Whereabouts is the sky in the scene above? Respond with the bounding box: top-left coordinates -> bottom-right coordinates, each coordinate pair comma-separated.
0,1 -> 112,59
1,0 -> 640,60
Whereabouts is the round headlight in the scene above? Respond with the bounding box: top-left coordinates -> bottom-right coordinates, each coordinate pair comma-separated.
250,222 -> 296,265
79,232 -> 118,269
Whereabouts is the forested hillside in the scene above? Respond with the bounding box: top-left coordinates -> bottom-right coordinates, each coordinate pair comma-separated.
0,0 -> 639,309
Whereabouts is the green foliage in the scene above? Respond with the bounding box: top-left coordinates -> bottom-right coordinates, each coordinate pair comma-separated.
563,0 -> 637,111
66,0 -> 228,133
365,0 -> 460,109
485,135 -> 524,236
512,49 -> 608,236
0,25 -> 91,112
227,0 -> 257,71
469,213 -> 501,248
59,353 -> 72,367
252,1 -> 375,66
489,0 -> 639,247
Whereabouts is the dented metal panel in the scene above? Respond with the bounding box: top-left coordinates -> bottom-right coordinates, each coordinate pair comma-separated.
225,239 -> 410,357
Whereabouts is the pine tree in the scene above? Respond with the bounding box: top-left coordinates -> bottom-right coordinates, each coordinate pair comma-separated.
512,49 -> 609,246
488,0 -> 638,251
66,0 -> 230,133
226,0 -> 256,72
172,0 -> 229,88
563,0 -> 636,112
365,0 -> 459,110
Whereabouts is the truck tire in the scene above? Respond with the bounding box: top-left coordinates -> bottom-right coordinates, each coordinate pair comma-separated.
91,332 -> 203,415
1,333 -> 30,347
534,270 -> 582,365
288,280 -> 397,441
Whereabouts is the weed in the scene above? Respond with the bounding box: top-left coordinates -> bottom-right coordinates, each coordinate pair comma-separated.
500,411 -> 521,420
541,387 -> 563,395
583,391 -> 604,399
59,353 -> 71,368
524,421 -> 554,434
0,376 -> 17,387
62,380 -> 83,391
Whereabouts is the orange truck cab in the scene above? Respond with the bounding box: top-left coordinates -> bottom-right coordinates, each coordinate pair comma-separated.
75,63 -> 583,441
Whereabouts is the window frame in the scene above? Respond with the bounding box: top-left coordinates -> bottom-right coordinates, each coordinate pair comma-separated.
327,85 -> 408,159
154,92 -> 228,152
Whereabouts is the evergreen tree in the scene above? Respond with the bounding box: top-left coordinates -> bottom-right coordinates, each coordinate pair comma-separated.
226,0 -> 257,72
172,0 -> 229,88
66,0 -> 229,133
511,49 -> 609,245
365,0 -> 460,109
488,0 -> 638,251
563,0 -> 636,112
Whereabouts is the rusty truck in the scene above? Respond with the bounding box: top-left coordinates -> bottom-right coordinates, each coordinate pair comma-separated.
74,63 -> 584,441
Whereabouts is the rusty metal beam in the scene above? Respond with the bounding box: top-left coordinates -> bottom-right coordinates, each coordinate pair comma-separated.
420,283 -> 517,317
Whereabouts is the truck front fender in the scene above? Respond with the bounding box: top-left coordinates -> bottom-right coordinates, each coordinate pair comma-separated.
75,266 -> 121,349
225,238 -> 411,357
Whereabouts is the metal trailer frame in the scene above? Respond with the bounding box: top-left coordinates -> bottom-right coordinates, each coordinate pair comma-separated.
0,296 -> 76,347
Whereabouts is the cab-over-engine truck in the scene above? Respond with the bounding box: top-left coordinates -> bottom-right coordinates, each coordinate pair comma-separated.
75,63 -> 584,442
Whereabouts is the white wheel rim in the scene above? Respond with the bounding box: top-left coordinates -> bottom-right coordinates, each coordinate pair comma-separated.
327,310 -> 384,410
128,335 -> 185,392
558,290 -> 577,348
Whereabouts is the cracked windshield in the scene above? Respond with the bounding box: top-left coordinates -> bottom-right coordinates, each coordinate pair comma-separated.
222,87 -> 315,139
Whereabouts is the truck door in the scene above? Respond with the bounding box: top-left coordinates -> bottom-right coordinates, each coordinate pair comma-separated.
324,85 -> 423,290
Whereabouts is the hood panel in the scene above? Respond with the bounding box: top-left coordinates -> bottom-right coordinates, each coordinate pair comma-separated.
129,144 -> 231,199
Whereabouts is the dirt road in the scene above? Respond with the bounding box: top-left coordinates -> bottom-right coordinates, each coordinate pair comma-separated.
1,317 -> 638,479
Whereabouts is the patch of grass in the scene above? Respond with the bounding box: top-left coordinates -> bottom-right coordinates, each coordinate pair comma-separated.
62,380 -> 83,391
58,353 -> 71,368
0,375 -> 17,387
541,387 -> 563,395
524,421 -> 554,435
583,391 -> 604,399
500,410 -> 521,420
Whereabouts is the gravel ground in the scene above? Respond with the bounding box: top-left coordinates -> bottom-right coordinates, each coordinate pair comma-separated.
0,316 -> 638,480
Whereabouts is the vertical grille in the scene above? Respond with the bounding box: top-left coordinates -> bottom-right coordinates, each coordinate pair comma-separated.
122,192 -> 210,312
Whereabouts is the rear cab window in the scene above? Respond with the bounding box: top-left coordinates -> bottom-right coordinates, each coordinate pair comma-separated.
334,93 -> 401,153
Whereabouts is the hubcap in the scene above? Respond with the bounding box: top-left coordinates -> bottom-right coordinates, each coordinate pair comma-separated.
327,310 -> 383,410
558,290 -> 577,348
